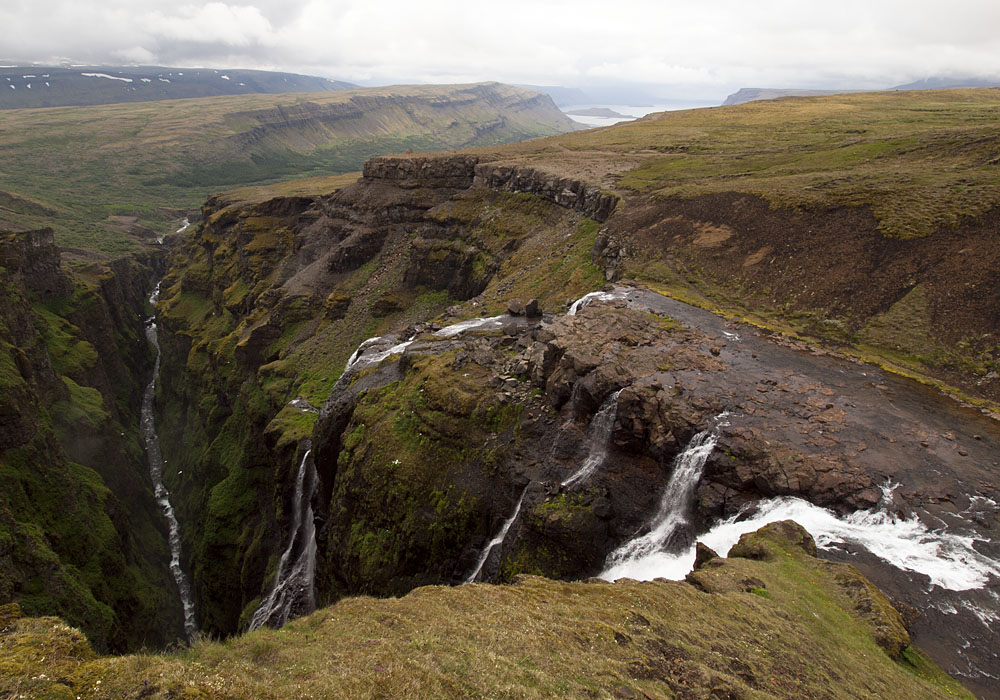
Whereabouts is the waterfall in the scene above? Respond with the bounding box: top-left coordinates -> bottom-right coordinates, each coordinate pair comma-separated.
568,289 -> 626,315
602,417 -> 727,579
335,335 -> 414,391
561,389 -> 622,488
465,486 -> 529,583
142,283 -> 198,642
433,315 -> 507,338
249,448 -> 318,630
344,336 -> 385,371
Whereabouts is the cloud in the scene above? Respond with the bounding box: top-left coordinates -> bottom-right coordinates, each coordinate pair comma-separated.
1,0 -> 999,97
141,3 -> 274,47
114,46 -> 157,63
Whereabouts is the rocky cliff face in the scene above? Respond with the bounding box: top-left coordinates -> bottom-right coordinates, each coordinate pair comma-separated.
149,153 -> 999,692
597,192 -> 1000,405
0,230 -> 182,651
473,162 -> 619,221
363,154 -> 620,221
154,153 -> 610,634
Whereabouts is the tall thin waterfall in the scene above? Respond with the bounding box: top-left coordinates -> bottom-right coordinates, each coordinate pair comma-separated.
561,390 -> 623,488
249,448 -> 318,630
142,284 -> 198,641
602,417 -> 726,579
465,486 -> 529,583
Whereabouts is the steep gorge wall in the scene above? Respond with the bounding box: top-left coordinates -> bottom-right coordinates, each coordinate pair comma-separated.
0,229 -> 183,651
153,154 -> 613,635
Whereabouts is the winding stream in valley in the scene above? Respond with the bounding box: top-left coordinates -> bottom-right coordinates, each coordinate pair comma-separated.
142,284 -> 198,642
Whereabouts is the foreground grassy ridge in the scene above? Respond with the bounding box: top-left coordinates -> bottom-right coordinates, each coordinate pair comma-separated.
0,82 -> 572,253
488,88 -> 1000,238
0,523 -> 971,699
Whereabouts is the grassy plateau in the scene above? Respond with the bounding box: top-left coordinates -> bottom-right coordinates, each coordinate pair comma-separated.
0,82 -> 573,254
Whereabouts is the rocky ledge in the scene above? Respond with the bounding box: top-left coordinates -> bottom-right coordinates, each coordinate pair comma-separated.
306,283 -> 999,694
362,154 -> 619,221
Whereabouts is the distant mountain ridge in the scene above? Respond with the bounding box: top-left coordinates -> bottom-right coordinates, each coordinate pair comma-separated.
891,76 -> 1000,90
724,78 -> 1000,106
515,84 -> 591,106
722,88 -> 860,106
0,81 -> 575,252
0,65 -> 357,109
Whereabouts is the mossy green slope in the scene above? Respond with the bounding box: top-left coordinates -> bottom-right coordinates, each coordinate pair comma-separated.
0,522 -> 973,699
0,231 -> 183,650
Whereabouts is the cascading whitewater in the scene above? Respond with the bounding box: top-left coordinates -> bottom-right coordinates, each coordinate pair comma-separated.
568,289 -> 627,315
249,448 -> 318,630
337,314 -> 516,384
602,418 -> 725,580
465,486 -> 529,583
561,389 -> 623,488
142,283 -> 198,642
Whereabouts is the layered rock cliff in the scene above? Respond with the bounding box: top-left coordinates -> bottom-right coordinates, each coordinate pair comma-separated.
147,149 -> 1000,696
154,155 -> 613,634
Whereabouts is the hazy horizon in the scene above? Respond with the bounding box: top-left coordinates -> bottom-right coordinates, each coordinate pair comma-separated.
2,1 -> 999,102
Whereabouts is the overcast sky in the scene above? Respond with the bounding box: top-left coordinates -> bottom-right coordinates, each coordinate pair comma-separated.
2,0 -> 999,100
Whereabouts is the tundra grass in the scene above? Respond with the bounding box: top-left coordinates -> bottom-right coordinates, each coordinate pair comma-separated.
0,526 -> 973,700
487,88 -> 1000,239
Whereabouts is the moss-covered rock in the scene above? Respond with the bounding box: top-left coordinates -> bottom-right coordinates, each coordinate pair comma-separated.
0,231 -> 183,651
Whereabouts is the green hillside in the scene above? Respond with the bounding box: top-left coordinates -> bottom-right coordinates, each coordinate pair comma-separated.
488,87 -> 1000,239
0,523 -> 973,700
0,82 -> 574,254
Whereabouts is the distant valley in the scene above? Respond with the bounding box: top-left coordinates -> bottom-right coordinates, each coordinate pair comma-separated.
0,80 -> 574,253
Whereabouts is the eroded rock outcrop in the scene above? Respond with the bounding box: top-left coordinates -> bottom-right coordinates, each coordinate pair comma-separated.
474,162 -> 620,221
363,154 -> 620,221
154,155 -> 613,634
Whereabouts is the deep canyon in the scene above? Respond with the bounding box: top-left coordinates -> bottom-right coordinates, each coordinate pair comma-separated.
2,88 -> 1000,700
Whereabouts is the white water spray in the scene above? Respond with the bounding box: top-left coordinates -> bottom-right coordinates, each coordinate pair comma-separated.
344,336 -> 385,370
568,290 -> 626,316
562,390 -> 623,488
603,493 -> 1000,591
602,425 -> 721,579
249,449 -> 318,630
142,283 -> 198,641
433,315 -> 508,338
465,487 -> 529,583
340,315 -> 515,385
